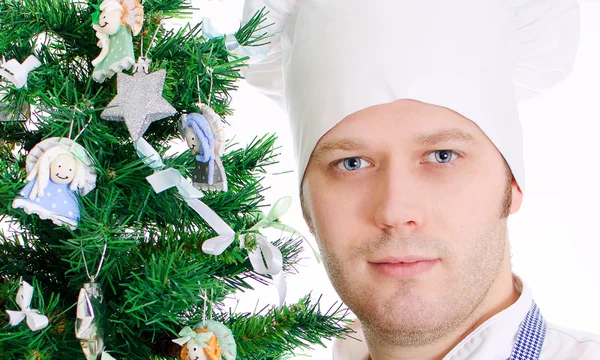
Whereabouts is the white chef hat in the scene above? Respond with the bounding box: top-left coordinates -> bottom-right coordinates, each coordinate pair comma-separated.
241,0 -> 580,194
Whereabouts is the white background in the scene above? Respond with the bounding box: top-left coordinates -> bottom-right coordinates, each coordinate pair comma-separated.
181,0 -> 600,358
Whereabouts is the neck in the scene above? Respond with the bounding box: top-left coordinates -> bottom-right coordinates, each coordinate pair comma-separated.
364,270 -> 520,360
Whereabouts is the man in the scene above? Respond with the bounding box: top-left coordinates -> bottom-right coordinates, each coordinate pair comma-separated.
241,0 -> 600,359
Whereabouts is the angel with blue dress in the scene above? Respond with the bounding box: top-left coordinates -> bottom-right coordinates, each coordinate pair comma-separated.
12,137 -> 97,229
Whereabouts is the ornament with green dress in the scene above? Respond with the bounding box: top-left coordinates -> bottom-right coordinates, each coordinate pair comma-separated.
91,0 -> 144,83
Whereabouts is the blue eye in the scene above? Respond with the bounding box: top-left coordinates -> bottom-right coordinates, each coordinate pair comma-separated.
425,150 -> 460,165
338,157 -> 371,171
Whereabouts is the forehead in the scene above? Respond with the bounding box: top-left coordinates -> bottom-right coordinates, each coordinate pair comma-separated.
312,99 -> 486,159
52,153 -> 76,162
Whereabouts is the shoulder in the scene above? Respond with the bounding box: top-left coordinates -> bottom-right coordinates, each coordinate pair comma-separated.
332,319 -> 370,360
541,321 -> 600,359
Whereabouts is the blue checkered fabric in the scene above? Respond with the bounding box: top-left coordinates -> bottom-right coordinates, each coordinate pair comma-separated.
509,301 -> 546,360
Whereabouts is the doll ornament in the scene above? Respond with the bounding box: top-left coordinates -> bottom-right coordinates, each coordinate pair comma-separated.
174,320 -> 236,360
12,137 -> 97,229
180,105 -> 228,192
91,0 -> 143,83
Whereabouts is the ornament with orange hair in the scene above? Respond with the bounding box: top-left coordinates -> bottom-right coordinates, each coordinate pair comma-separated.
180,328 -> 223,360
173,320 -> 237,360
91,0 -> 144,82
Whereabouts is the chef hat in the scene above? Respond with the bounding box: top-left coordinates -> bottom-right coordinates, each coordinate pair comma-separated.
241,0 -> 580,194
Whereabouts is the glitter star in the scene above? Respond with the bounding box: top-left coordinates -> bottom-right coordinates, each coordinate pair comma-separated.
100,69 -> 176,140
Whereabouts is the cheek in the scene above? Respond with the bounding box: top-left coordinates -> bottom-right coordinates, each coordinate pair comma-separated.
308,176 -> 371,248
102,13 -> 123,34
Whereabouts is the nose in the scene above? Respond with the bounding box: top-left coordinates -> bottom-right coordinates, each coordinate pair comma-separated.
372,163 -> 423,234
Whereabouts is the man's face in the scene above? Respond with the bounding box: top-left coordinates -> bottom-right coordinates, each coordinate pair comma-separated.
301,99 -> 522,346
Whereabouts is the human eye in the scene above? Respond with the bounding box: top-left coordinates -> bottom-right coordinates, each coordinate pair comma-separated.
331,157 -> 373,172
423,150 -> 461,168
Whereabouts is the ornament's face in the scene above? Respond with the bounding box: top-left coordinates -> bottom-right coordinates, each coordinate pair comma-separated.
185,339 -> 208,360
184,127 -> 201,155
98,8 -> 123,35
50,153 -> 78,184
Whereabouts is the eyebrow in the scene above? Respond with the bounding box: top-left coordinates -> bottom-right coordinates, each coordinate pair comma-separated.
312,128 -> 475,162
313,139 -> 365,162
413,128 -> 475,146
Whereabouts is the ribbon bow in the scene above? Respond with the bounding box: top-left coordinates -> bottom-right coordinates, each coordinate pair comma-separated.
172,326 -> 214,346
0,55 -> 41,89
5,281 -> 49,331
202,17 -> 267,64
241,233 -> 287,305
250,196 -> 321,263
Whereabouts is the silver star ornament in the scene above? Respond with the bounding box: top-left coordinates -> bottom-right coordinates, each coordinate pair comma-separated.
101,69 -> 176,140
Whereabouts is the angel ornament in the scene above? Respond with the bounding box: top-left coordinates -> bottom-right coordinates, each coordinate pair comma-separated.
174,320 -> 237,360
12,138 -> 97,229
180,105 -> 228,192
91,0 -> 143,83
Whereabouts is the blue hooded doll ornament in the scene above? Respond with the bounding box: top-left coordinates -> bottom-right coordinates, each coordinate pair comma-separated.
180,105 -> 228,192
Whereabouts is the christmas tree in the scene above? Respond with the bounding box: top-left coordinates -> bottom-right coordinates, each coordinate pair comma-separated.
0,0 -> 351,359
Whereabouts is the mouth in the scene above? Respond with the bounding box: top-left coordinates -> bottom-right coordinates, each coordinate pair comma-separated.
369,256 -> 439,279
55,174 -> 68,180
100,22 -> 108,28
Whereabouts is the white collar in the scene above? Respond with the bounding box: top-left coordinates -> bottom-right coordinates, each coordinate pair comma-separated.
333,273 -> 533,360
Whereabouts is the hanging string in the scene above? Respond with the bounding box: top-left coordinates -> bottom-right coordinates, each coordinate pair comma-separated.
202,289 -> 208,325
81,241 -> 108,282
199,61 -> 215,107
73,115 -> 94,142
68,108 -> 76,139
207,67 -> 214,107
136,17 -> 162,75
140,30 -> 144,59
143,20 -> 162,60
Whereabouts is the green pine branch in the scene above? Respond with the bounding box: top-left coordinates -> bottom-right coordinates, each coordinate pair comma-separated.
0,0 -> 353,358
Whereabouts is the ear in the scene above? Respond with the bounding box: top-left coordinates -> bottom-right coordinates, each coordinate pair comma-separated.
509,176 -> 524,215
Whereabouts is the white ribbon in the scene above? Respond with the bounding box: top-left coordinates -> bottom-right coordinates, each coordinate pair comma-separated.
0,55 -> 41,89
5,281 -> 49,331
136,138 -> 287,304
241,234 -> 286,305
137,139 -> 237,255
250,196 -> 321,263
202,17 -> 267,64
146,168 -> 205,200
145,169 -> 236,248
134,138 -> 165,170
102,351 -> 117,360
